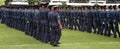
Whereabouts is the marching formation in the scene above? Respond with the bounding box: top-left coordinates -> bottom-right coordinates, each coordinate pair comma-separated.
0,4 -> 120,46
0,4 -> 62,46
59,5 -> 120,38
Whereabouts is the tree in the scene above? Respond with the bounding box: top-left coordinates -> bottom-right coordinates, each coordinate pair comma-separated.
0,0 -> 4,5
4,0 -> 12,5
27,0 -> 43,5
61,1 -> 67,7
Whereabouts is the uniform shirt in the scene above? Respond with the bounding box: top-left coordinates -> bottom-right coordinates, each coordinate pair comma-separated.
40,8 -> 49,24
0,8 -> 2,19
116,10 -> 120,23
48,11 -> 60,28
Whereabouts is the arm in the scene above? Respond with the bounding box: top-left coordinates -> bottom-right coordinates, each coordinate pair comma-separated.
57,19 -> 62,30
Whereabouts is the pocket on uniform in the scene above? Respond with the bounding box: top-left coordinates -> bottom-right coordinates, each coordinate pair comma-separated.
52,24 -> 59,30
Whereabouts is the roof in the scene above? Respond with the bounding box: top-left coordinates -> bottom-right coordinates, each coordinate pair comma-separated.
10,2 -> 29,5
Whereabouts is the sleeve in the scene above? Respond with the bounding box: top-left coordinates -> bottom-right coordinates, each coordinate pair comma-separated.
56,13 -> 61,20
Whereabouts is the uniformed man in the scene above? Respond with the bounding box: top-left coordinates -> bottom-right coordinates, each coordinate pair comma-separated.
0,6 -> 2,22
24,6 -> 32,35
105,5 -> 113,37
39,3 -> 50,43
112,5 -> 120,38
118,5 -> 120,24
78,7 -> 83,31
69,7 -> 74,30
99,6 -> 107,35
59,7 -> 65,28
48,6 -> 62,46
80,6 -> 83,31
74,7 -> 79,30
86,6 -> 93,33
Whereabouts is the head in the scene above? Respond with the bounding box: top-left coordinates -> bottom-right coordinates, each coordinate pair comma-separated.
63,7 -> 66,10
73,7 -> 76,10
93,6 -> 97,10
108,5 -> 112,10
59,7 -> 63,10
119,5 -> 120,9
87,6 -> 91,10
75,7 -> 79,10
29,6 -> 34,10
89,6 -> 92,10
48,5 -> 54,11
41,4 -> 45,9
78,7 -> 81,10
81,6 -> 84,10
54,7 -> 59,12
98,6 -> 101,10
113,5 -> 117,10
19,7 -> 22,10
67,7 -> 70,10
42,3 -> 49,9
102,5 -> 106,10
84,6 -> 88,10
38,6 -> 42,10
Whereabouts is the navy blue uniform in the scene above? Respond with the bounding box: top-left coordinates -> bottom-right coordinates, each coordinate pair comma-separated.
48,11 -> 61,44
40,8 -> 49,43
87,10 -> 93,33
105,10 -> 113,37
0,8 -> 2,21
112,11 -> 120,38
59,10 -> 65,27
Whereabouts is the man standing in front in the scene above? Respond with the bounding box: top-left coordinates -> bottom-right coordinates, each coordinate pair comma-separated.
48,6 -> 62,46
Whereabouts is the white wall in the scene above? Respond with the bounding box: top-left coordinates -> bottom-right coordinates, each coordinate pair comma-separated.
10,2 -> 28,5
49,0 -> 120,6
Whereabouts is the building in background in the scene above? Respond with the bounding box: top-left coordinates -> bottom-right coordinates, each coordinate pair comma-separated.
69,0 -> 89,3
11,0 -> 28,5
4,0 -> 120,6
49,0 -> 67,5
50,0 -> 120,6
5,0 -> 12,5
4,0 -> 28,5
4,0 -> 50,5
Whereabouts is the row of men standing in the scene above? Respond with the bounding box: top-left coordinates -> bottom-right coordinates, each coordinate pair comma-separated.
59,5 -> 120,38
0,4 -> 62,46
0,4 -> 120,46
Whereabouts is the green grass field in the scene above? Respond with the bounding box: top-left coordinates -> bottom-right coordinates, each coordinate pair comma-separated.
0,23 -> 120,49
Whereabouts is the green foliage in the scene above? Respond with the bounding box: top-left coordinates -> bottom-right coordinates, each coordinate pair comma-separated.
27,0 -> 42,5
0,23 -> 120,49
0,0 -> 4,5
94,3 -> 99,7
61,1 -> 67,7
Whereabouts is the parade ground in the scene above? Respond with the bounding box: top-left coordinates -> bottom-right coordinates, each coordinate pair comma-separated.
0,24 -> 120,49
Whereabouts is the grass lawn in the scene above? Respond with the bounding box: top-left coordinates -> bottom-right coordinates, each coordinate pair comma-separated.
0,23 -> 120,49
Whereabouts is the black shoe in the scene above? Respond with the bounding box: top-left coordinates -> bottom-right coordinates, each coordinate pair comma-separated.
107,34 -> 111,37
104,34 -> 107,36
50,43 -> 53,45
113,35 -> 117,38
45,42 -> 49,44
93,32 -> 96,34
51,42 -> 59,47
100,33 -> 103,35
57,42 -> 61,44
52,44 -> 59,47
74,28 -> 77,30
118,34 -> 120,38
